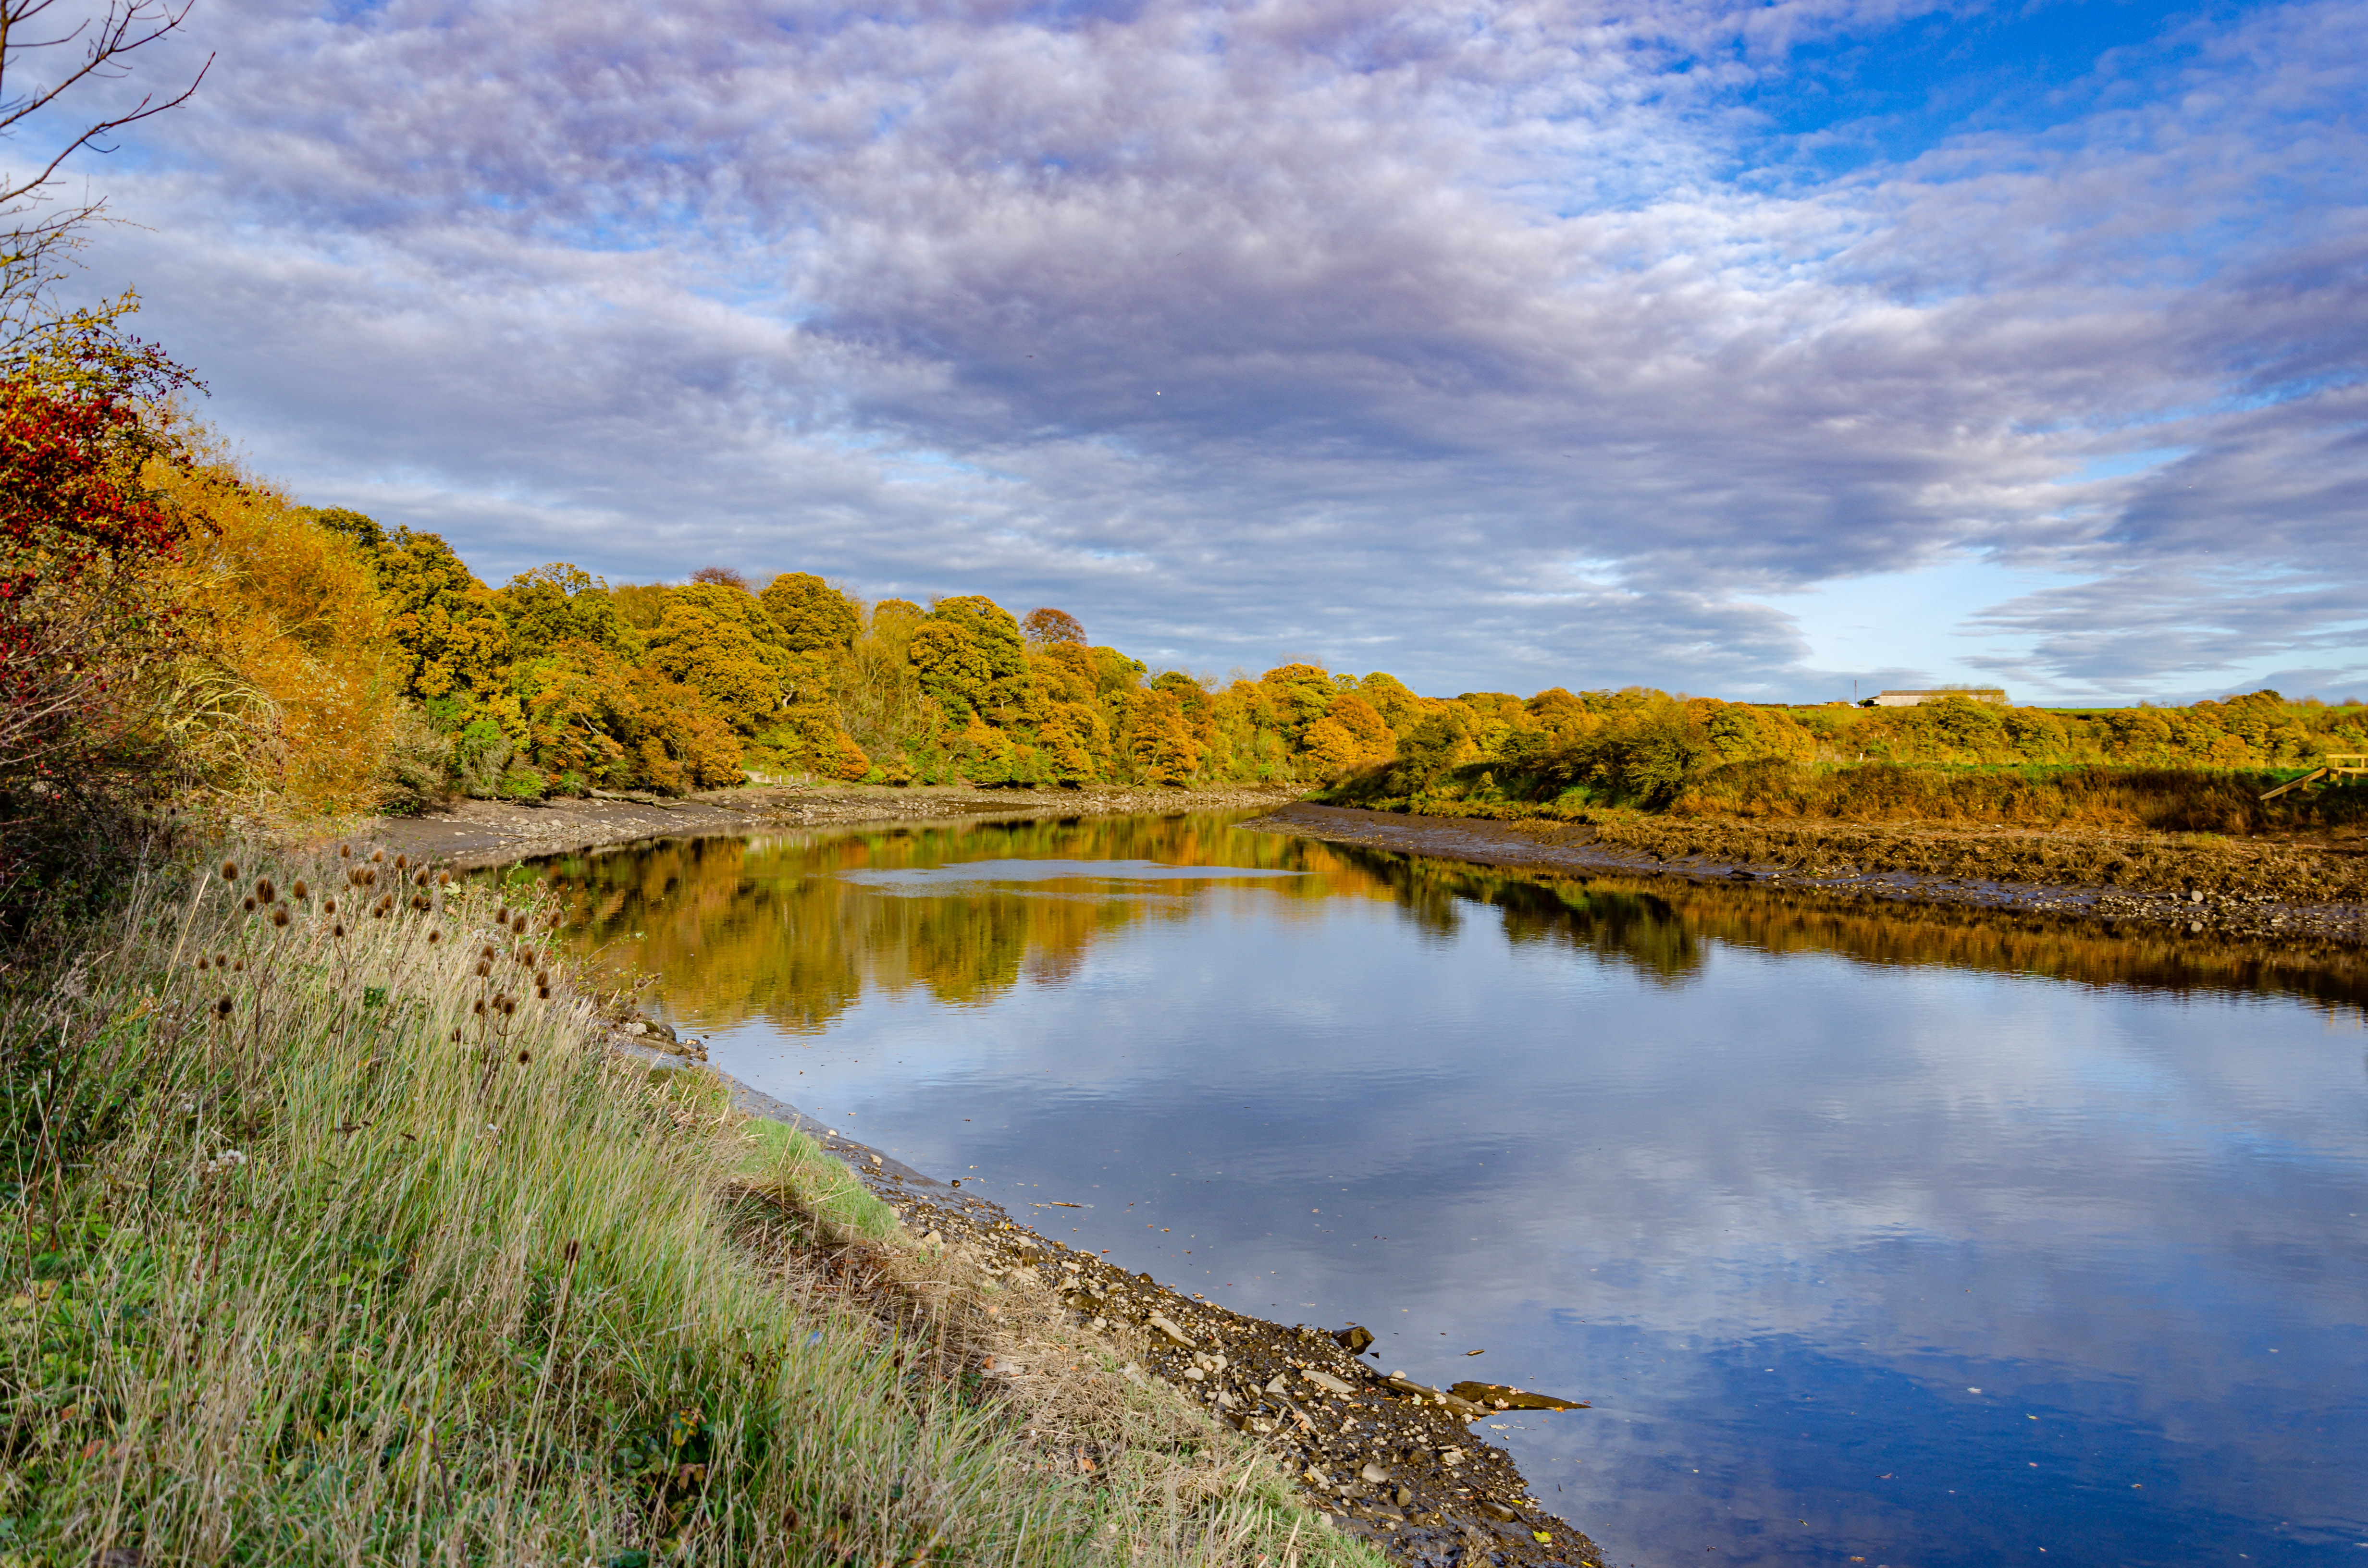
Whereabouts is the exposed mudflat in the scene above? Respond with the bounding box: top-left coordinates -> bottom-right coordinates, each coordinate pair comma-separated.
1247,803 -> 2368,949
358,784 -> 1302,870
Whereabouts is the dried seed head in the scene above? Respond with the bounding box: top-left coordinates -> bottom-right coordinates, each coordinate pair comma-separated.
214,996 -> 233,1018
339,844 -> 351,858
427,929 -> 442,945
535,985 -> 550,1000
370,849 -> 384,864
535,970 -> 549,988
472,999 -> 486,1015
481,945 -> 498,961
231,959 -> 245,972
256,877 -> 275,903
348,868 -> 364,887
496,906 -> 511,925
322,897 -> 337,915
500,997 -> 517,1016
516,1050 -> 530,1065
563,1239 -> 580,1263
414,869 -> 430,887
291,879 -> 308,900
395,853 -> 408,870
364,868 -> 378,887
221,860 -> 238,880
410,894 -> 430,912
213,953 -> 226,968
449,1028 -> 462,1042
333,922 -> 346,938
271,907 -> 290,928
437,870 -> 452,886
242,895 -> 257,912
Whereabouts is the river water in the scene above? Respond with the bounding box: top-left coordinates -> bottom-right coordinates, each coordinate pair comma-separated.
527,811 -> 2368,1568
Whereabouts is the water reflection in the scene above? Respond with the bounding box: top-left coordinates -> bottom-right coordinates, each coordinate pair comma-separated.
526,812 -> 2368,1568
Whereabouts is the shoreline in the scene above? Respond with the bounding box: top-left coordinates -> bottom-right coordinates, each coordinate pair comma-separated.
612,1032 -> 1601,1567
1250,802 -> 2368,948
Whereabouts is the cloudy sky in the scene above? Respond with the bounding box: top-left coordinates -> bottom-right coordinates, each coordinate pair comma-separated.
38,0 -> 2368,700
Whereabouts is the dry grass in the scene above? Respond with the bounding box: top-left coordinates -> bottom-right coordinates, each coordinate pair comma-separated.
0,844 -> 1382,1568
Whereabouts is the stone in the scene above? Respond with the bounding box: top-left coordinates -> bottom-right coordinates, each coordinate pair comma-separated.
1265,1374 -> 1290,1394
1302,1368 -> 1356,1396
1394,1485 -> 1415,1507
1147,1312 -> 1197,1347
1360,1462 -> 1391,1484
1183,1367 -> 1206,1382
1450,1380 -> 1588,1411
1333,1324 -> 1376,1355
1477,1501 -> 1520,1522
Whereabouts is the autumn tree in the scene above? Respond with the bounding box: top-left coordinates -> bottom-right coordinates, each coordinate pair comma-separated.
1022,606 -> 1085,649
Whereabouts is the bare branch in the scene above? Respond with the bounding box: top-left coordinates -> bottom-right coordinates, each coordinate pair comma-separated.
0,0 -> 209,212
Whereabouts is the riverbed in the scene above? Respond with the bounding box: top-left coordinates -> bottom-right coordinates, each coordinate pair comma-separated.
526,810 -> 2368,1568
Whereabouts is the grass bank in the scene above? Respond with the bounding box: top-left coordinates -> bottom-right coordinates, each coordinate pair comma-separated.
0,845 -> 1379,1567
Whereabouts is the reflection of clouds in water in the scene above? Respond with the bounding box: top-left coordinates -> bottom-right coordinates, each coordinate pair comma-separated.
606,818 -> 2367,1562
731,892 -> 2368,1557
838,859 -> 1310,889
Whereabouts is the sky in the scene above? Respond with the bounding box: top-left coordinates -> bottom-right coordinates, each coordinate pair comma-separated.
30,0 -> 2368,702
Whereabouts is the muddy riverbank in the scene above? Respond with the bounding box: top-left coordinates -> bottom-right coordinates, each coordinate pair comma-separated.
1249,803 -> 2368,948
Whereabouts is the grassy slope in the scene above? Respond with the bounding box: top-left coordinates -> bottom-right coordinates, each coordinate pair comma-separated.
0,848 -> 1381,1568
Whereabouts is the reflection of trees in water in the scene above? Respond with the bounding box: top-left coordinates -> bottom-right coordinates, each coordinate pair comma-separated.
522,815 -> 2368,1034
1316,845 -> 1706,982
530,813 -> 1405,1033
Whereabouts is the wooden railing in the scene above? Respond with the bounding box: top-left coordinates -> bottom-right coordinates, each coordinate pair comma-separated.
2259,754 -> 2368,801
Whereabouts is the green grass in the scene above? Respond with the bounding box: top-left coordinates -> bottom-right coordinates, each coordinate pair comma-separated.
0,847 -> 1381,1568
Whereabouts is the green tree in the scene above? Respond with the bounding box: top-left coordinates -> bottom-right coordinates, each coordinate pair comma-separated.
761,572 -> 861,653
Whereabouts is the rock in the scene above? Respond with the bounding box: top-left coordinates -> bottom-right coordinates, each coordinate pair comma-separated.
1265,1374 -> 1290,1394
1183,1367 -> 1206,1382
1301,1368 -> 1356,1396
1393,1485 -> 1415,1507
1477,1501 -> 1520,1522
1333,1324 -> 1376,1355
1147,1312 -> 1196,1347
1360,1462 -> 1391,1485
1450,1380 -> 1589,1411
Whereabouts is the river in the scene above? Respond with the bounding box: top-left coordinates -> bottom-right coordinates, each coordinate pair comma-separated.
523,809 -> 2368,1568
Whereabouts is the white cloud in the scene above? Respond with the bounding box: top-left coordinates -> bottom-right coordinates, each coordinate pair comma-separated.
59,0 -> 2368,695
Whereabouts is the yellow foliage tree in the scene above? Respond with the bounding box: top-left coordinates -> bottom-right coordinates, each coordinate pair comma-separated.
152,463 -> 396,815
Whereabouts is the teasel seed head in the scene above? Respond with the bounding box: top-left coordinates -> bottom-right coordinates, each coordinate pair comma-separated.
256,877 -> 275,903
516,1050 -> 530,1065
364,868 -> 378,887
437,870 -> 452,886
214,996 -> 233,1018
410,894 -> 430,912
333,922 -> 346,938
339,844 -> 351,858
536,984 -> 550,1000
370,849 -> 384,864
394,853 -> 408,870
472,999 -> 486,1016
221,860 -> 238,880
427,929 -> 442,945
322,896 -> 336,915
414,869 -> 430,887
271,906 -> 290,928
291,879 -> 308,900
242,895 -> 257,912
450,1028 -> 463,1042
475,959 -> 492,977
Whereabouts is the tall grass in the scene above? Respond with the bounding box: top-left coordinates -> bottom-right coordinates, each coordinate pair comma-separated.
0,848 -> 1374,1566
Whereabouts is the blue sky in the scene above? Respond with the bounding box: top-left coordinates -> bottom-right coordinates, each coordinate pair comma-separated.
38,0 -> 2368,701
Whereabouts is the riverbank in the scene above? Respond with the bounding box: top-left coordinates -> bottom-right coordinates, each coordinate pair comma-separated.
1252,803 -> 2368,947
0,841 -> 1390,1568
361,783 -> 1305,870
